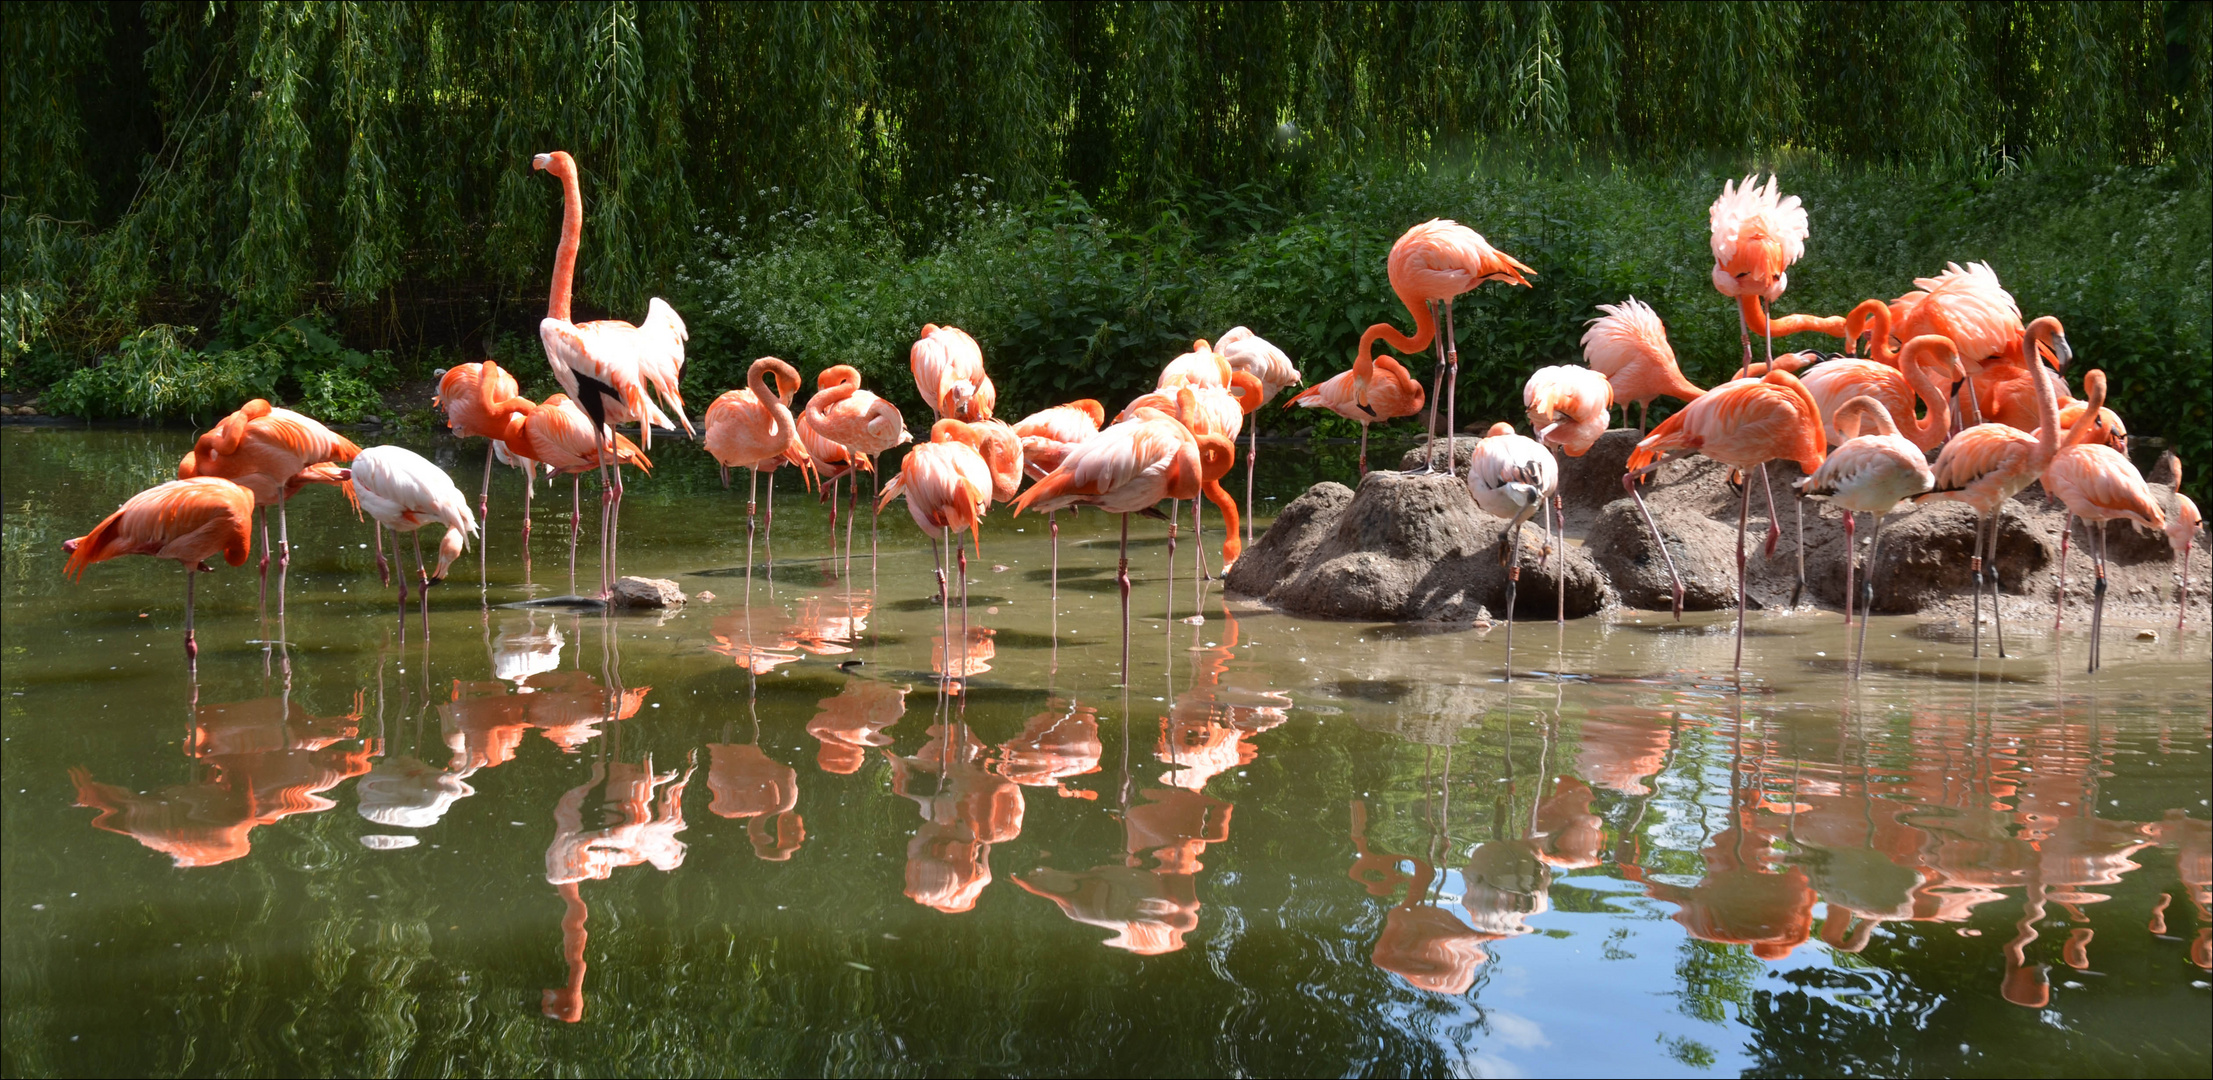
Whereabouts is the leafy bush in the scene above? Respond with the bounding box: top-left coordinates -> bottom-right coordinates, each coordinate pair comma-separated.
43,313 -> 396,424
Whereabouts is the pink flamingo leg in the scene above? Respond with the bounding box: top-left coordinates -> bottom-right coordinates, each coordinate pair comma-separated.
1854,514 -> 1888,678
1118,512 -> 1132,686
1968,514 -> 1984,656
1442,300 -> 1461,477
1843,511 -> 1856,627
569,474 -> 582,595
2089,521 -> 2109,673
2054,514 -> 2072,634
374,518 -> 390,587
1623,459 -> 1687,619
1988,515 -> 2008,658
183,566 -> 199,662
1734,471 -> 1751,671
2180,537 -> 2193,631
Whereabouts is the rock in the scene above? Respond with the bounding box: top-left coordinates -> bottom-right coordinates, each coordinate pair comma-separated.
1244,471 -> 1607,621
610,576 -> 686,608
1223,481 -> 1352,596
1397,436 -> 1478,475
1553,429 -> 1641,527
1585,497 -> 1739,611
1837,500 -> 2049,614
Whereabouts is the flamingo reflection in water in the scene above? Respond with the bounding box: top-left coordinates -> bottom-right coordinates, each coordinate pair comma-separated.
887,724 -> 1025,913
707,743 -> 805,861
807,678 -> 909,775
543,754 -> 696,1023
72,690 -> 370,868
1349,799 -> 1489,994
1013,786 -> 1226,955
2148,811 -> 2212,970
997,698 -> 1102,799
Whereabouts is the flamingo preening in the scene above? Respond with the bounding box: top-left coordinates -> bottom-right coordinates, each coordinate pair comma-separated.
1011,398 -> 1105,581
1798,335 -> 1962,451
176,399 -> 360,609
2163,453 -> 2202,630
1467,421 -> 1562,661
1120,371 -> 1262,579
63,477 -> 256,661
878,419 -> 995,658
704,357 -> 813,577
911,324 -> 996,422
1523,365 -> 1614,458
1355,220 -> 1533,474
803,363 -> 913,560
1285,355 -> 1426,475
1217,326 -> 1301,551
1581,298 -> 1701,433
1624,369 -> 1826,669
533,150 -> 694,592
497,395 -> 653,595
434,360 -> 535,565
2040,370 -> 2164,673
1795,397 -> 1935,674
1708,174 -> 1826,370
347,445 -> 480,631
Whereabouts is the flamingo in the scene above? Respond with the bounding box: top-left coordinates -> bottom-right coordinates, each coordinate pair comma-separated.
533,150 -> 693,590
1970,316 -> 2074,431
1794,397 -> 1936,674
2041,373 -> 2164,673
1524,365 -> 1614,457
1013,398 -> 1229,678
1624,369 -> 1826,668
348,445 -> 480,629
1284,355 -> 1426,475
1888,261 -> 2022,423
62,477 -> 255,660
803,364 -> 912,557
1011,398 -> 1105,578
496,395 -> 652,595
1581,298 -> 1702,433
176,399 -> 360,601
1120,373 -> 1263,578
910,324 -> 996,421
2163,453 -> 2202,630
1709,174 -> 1829,370
1799,335 -> 1963,451
1915,352 -> 2074,657
967,418 -> 1027,503
1354,220 -> 1533,473
704,358 -> 812,574
878,418 -> 994,619
1217,326 -> 1302,551
1467,421 -> 1562,653
434,359 -> 536,545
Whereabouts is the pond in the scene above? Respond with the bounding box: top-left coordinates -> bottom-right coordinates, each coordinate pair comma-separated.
3,426 -> 2208,1077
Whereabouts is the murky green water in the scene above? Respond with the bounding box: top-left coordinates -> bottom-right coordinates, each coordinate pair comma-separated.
4,427 -> 2208,1078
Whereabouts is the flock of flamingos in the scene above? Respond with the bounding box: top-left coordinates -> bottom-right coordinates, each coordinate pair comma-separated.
60,152 -> 2203,676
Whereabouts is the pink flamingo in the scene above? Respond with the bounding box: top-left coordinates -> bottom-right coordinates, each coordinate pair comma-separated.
532,150 -> 693,589
1013,399 -> 1229,677
497,396 -> 652,595
2163,453 -> 2202,630
803,363 -> 913,558
1799,335 -> 1963,451
1914,351 -> 2073,657
879,418 -> 994,621
1581,298 -> 1702,433
1011,398 -> 1105,577
911,324 -> 996,422
1524,364 -> 1614,457
1888,261 -> 2021,423
63,477 -> 256,661
1624,369 -> 1826,668
1354,220 -> 1533,473
1795,397 -> 1935,673
1121,373 -> 1263,578
1217,326 -> 1302,550
176,399 -> 360,603
2041,372 -> 2164,672
434,359 -> 536,538
1284,355 -> 1426,475
348,445 -> 480,631
704,358 -> 812,575
1709,174 -> 1832,369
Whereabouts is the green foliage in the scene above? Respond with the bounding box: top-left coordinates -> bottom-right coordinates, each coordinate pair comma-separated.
42,314 -> 394,424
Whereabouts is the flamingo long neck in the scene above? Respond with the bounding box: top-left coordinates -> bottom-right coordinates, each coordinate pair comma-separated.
1846,299 -> 1896,365
548,167 -> 582,322
1899,343 -> 1952,442
2058,372 -> 2103,450
1839,398 -> 1899,440
2028,348 -> 2064,462
1740,295 -> 1847,341
750,364 -> 795,448
1358,292 -> 1439,368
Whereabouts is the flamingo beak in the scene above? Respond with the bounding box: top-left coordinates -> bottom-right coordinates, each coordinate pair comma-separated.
531,153 -> 552,171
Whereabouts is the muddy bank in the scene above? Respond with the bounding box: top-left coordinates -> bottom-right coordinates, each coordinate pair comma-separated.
1235,429 -> 2208,626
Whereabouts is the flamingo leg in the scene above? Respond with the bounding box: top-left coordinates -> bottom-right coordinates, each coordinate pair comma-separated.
596,458 -> 615,597
1503,521 -> 1523,675
1758,463 -> 1781,560
1245,424 -> 1259,553
1118,512 -> 1132,686
1411,300 -> 1446,474
1638,400 -> 1650,436
2089,520 -> 2108,673
609,462 -> 626,588
258,507 -> 271,609
2180,536 -> 2193,632
374,517 -> 390,587
1734,470 -> 1751,671
521,462 -> 534,577
1855,513 -> 1888,678
932,526 -> 946,604
1844,510 -> 1857,628
276,498 -> 292,622
1791,485 -> 1806,607
183,566 -> 198,662
1165,500 -> 1178,625
1048,509 -> 1059,600
1442,300 -> 1461,477
1359,422 -> 1370,477
1736,298 -> 1755,371
746,466 -> 759,589
1968,513 -> 1984,655
413,530 -> 430,636
1989,514 -> 2008,658
390,527 -> 409,619
569,474 -> 582,595
1554,494 -> 1566,624
1194,496 -> 1208,584
2054,513 -> 2072,633
843,472 -> 858,571
480,443 -> 496,581
1623,459 -> 1686,619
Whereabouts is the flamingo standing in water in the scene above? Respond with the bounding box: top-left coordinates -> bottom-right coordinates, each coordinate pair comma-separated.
533,150 -> 693,591
1624,369 -> 1826,669
1354,220 -> 1533,475
804,364 -> 913,558
2041,370 -> 2164,672
1795,397 -> 1935,674
1915,348 -> 2073,658
1012,399 -> 1105,579
878,419 -> 994,646
2161,453 -> 2202,630
1581,298 -> 1702,433
434,360 -> 536,550
704,357 -> 812,575
177,399 -> 359,604
1120,372 -> 1263,579
497,395 -> 652,594
1285,356 -> 1426,475
348,445 -> 480,630
1217,326 -> 1301,551
911,324 -> 996,422
63,477 -> 256,660
1014,398 -> 1229,678
1467,422 -> 1562,654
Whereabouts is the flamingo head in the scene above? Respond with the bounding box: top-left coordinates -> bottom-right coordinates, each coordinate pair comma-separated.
429,526 -> 468,584
2029,316 -> 2072,373
815,364 -> 862,392
1229,371 -> 1266,415
531,151 -> 576,178
930,418 -> 981,448
1486,422 -> 1515,438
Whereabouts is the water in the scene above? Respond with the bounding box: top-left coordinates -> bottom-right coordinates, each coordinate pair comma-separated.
3,426 -> 2208,1077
